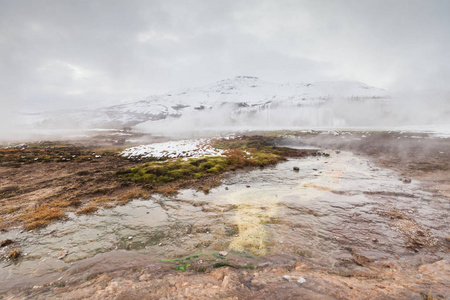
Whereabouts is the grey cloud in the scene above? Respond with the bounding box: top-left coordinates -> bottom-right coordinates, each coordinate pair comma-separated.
0,0 -> 449,112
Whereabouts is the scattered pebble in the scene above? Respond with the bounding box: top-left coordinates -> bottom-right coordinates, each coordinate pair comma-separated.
402,178 -> 412,184
293,166 -> 300,171
139,274 -> 150,281
57,249 -> 69,260
283,275 -> 306,285
219,251 -> 228,257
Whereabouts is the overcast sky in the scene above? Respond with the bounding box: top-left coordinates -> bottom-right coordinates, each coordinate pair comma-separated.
1,0 -> 449,112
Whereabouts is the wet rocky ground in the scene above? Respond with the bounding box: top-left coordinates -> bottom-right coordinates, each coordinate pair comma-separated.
0,131 -> 449,299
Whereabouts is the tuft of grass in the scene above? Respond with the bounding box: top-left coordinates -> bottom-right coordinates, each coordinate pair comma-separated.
1,239 -> 13,247
117,187 -> 149,205
175,263 -> 190,271
155,185 -> 179,197
8,248 -> 21,260
161,254 -> 201,262
76,205 -> 98,215
92,196 -> 111,203
51,199 -> 73,208
0,205 -> 21,215
19,205 -> 65,230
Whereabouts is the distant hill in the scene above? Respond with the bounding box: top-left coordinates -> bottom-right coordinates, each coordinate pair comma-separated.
30,76 -> 389,129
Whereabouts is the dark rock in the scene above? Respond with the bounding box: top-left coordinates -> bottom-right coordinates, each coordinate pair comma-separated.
293,166 -> 300,171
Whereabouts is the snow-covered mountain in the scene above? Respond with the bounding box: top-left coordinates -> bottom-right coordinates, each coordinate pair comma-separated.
32,76 -> 389,129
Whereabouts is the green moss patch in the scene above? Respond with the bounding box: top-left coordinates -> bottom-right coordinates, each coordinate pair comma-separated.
117,151 -> 283,184
117,135 -> 314,187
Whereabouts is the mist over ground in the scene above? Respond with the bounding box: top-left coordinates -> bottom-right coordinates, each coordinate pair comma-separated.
1,0 -> 449,140
136,94 -> 450,138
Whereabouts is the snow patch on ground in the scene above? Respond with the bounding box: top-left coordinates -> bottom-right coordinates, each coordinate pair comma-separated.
121,139 -> 224,160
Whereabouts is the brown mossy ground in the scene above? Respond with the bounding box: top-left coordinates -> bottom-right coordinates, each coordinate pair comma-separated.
0,136 -> 315,231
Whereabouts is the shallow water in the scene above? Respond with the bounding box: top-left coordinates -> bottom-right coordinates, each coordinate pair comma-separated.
1,150 -> 448,291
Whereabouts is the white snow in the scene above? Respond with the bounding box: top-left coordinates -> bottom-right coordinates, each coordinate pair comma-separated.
121,139 -> 224,160
106,77 -> 388,120
28,77 -> 389,130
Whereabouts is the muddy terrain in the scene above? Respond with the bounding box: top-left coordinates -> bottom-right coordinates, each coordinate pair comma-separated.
0,131 -> 449,299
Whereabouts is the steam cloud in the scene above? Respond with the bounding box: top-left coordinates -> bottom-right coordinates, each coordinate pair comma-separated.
136,94 -> 450,138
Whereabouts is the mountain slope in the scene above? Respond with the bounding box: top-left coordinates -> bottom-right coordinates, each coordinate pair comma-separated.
33,76 -> 389,129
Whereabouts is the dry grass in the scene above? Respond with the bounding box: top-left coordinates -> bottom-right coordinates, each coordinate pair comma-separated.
155,185 -> 179,197
1,239 -> 13,247
117,187 -> 150,205
93,196 -> 112,203
76,205 -> 98,215
19,204 -> 65,230
388,210 -> 407,220
51,199 -> 73,208
8,248 -> 21,260
0,205 -> 21,215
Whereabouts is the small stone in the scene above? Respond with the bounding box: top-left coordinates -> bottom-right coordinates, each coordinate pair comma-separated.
293,166 -> 300,171
282,275 -> 306,285
402,178 -> 412,184
246,185 -> 250,188
372,238 -> 378,243
139,274 -> 150,281
58,249 -> 69,259
225,187 -> 229,190
222,275 -> 231,288
128,236 -> 133,240
219,251 -> 228,257
297,277 -> 306,284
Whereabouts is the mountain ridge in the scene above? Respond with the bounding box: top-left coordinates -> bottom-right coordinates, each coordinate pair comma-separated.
32,76 -> 390,129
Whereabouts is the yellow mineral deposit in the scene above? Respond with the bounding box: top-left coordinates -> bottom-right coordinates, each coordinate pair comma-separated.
226,189 -> 280,256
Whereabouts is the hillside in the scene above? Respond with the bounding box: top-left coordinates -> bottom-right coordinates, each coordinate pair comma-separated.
32,76 -> 389,129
